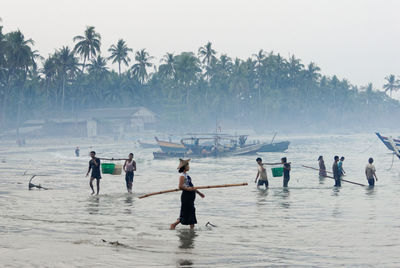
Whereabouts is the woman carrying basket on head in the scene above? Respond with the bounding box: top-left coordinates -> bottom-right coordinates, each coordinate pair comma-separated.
170,159 -> 205,230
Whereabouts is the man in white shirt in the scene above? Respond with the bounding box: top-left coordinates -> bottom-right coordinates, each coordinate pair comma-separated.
365,157 -> 378,187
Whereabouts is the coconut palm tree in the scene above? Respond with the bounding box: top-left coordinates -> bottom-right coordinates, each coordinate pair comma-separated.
383,74 -> 399,98
53,46 -> 79,113
173,52 -> 201,104
198,42 -> 217,66
73,26 -> 101,72
108,39 -> 132,76
87,55 -> 109,79
41,55 -> 58,107
159,52 -> 175,79
130,49 -> 153,84
1,30 -> 35,127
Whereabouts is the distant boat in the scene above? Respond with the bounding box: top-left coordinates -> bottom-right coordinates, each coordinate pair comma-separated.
138,140 -> 159,149
153,151 -> 186,159
229,144 -> 263,156
376,132 -> 400,159
154,137 -> 186,153
257,141 -> 290,152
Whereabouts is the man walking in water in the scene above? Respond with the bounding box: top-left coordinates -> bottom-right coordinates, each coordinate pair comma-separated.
123,153 -> 136,193
332,155 -> 341,187
255,157 -> 268,189
338,156 -> 345,179
86,151 -> 101,195
365,157 -> 378,187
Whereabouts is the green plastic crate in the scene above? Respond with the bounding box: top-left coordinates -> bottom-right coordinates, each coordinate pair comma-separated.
271,167 -> 283,177
101,163 -> 115,174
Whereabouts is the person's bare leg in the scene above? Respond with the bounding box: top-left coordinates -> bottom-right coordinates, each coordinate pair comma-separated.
170,219 -> 180,230
89,178 -> 95,195
190,224 -> 194,229
128,182 -> 132,194
96,179 -> 100,195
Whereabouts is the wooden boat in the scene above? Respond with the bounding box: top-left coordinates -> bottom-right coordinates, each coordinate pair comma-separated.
376,132 -> 400,159
138,140 -> 159,149
154,137 -> 186,153
229,144 -> 263,156
153,151 -> 186,159
257,141 -> 290,152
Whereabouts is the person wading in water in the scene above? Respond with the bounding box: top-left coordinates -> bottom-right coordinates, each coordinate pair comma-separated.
318,156 -> 327,178
86,151 -> 101,195
123,153 -> 136,193
170,159 -> 205,230
365,157 -> 378,187
255,157 -> 269,189
332,155 -> 341,187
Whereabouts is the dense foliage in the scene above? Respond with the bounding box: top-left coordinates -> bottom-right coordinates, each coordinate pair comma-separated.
1,25 -> 400,132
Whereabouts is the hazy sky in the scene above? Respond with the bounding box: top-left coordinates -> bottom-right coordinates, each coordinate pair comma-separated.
2,0 -> 400,92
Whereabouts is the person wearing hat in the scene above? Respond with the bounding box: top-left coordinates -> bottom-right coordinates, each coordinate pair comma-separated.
170,159 -> 205,230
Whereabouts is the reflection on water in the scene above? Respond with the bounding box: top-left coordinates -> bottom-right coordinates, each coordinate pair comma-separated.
177,229 -> 197,249
176,230 -> 197,267
365,187 -> 376,197
87,196 -> 100,215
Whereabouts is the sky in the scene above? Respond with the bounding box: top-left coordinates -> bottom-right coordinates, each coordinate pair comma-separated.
2,0 -> 400,94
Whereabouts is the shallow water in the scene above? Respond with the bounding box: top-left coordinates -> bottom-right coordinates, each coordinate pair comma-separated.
1,133 -> 400,267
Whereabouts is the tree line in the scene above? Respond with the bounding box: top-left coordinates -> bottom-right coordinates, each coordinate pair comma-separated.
1,24 -> 400,133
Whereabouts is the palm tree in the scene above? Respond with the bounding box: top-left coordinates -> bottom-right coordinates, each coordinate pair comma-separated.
54,46 -> 79,113
288,55 -> 304,87
41,55 -> 58,107
87,55 -> 109,79
1,30 -> 35,128
305,62 -> 321,82
73,26 -> 101,73
383,74 -> 399,98
198,42 -> 217,66
253,49 -> 266,101
130,49 -> 153,84
159,52 -> 175,79
108,39 -> 132,76
173,52 -> 201,104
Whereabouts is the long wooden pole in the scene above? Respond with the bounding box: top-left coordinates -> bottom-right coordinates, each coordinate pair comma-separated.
138,182 -> 248,199
99,158 -> 128,161
302,165 -> 366,187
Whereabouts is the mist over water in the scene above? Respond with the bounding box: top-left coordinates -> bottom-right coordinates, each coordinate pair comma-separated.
1,133 -> 400,267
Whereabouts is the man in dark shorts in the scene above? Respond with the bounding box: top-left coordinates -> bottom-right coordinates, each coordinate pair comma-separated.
332,155 -> 341,187
282,157 -> 291,187
86,151 -> 101,195
365,157 -> 378,187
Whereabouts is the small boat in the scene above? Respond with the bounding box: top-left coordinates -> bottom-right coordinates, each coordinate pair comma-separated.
138,140 -> 159,149
376,132 -> 400,159
153,151 -> 186,159
229,144 -> 263,156
257,141 -> 290,152
154,137 -> 186,153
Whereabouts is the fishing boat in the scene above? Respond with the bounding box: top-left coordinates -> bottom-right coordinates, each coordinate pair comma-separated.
229,143 -> 263,156
138,140 -> 159,149
153,151 -> 186,159
154,137 -> 186,153
257,141 -> 290,152
376,132 -> 400,159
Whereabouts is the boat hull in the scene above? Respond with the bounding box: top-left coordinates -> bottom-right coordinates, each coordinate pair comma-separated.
257,141 -> 290,152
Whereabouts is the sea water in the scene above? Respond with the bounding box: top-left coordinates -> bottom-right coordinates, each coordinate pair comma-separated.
1,133 -> 399,267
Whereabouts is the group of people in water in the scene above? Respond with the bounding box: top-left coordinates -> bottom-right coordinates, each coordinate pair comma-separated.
84,150 -> 379,230
85,151 -> 136,195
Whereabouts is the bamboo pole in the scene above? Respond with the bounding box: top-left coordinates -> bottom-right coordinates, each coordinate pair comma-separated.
138,182 -> 248,199
99,158 -> 128,161
302,165 -> 366,186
